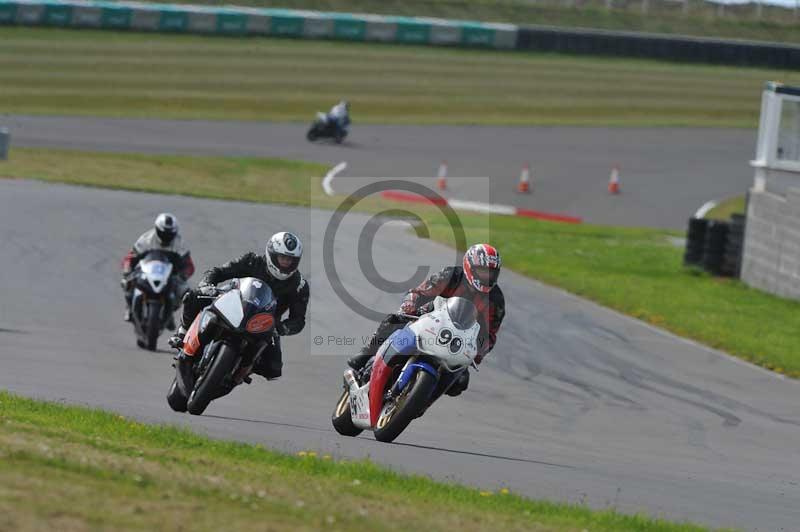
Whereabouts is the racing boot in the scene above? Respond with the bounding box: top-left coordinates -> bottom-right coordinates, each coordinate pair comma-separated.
444,370 -> 470,397
168,326 -> 187,349
123,308 -> 132,322
165,313 -> 176,331
252,350 -> 282,381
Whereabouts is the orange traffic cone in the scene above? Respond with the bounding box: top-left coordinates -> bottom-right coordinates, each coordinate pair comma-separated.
517,163 -> 531,193
437,161 -> 448,191
608,165 -> 621,194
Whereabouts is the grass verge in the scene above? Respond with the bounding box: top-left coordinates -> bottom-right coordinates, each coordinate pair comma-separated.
425,213 -> 800,377
3,148 -> 798,377
0,147 -> 330,207
705,195 -> 746,221
0,390 -> 722,531
3,27 -> 800,127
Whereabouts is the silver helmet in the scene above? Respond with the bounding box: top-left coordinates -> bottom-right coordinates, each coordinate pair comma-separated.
154,213 -> 179,245
265,231 -> 302,280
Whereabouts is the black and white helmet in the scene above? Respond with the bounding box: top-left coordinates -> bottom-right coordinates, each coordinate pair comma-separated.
265,231 -> 303,281
154,213 -> 179,245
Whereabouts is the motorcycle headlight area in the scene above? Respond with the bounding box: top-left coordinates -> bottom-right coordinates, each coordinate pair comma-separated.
245,313 -> 275,334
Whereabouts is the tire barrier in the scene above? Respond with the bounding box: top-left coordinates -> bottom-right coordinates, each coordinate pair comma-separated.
0,0 -> 517,49
702,220 -> 729,276
684,215 -> 745,277
683,217 -> 708,267
515,25 -> 800,69
722,214 -> 746,278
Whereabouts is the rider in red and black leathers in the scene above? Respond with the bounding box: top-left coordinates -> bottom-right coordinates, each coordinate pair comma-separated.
348,243 -> 505,396
171,232 -> 309,381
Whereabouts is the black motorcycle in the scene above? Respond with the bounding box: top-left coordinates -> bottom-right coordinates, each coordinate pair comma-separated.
167,277 -> 277,415
128,250 -> 178,351
306,113 -> 347,144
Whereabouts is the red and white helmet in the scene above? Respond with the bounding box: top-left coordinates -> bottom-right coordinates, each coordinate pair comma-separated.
463,244 -> 501,293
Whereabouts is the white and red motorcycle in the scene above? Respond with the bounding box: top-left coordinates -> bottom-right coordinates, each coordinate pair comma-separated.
332,296 -> 480,443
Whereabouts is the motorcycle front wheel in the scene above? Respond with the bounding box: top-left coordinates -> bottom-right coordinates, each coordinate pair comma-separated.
145,301 -> 161,351
373,370 -> 437,443
187,342 -> 238,415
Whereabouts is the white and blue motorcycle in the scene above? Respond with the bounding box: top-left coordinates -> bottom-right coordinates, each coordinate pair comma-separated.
332,296 -> 480,443
129,250 -> 177,351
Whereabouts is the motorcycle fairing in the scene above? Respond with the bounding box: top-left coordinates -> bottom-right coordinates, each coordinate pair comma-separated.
408,297 -> 480,371
183,312 -> 204,356
140,259 -> 173,294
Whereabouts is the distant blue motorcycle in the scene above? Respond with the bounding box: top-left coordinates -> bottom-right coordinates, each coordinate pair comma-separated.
306,112 -> 348,144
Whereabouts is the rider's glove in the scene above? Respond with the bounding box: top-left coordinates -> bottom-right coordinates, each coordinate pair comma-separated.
399,301 -> 417,316
197,284 -> 218,297
275,322 -> 289,336
417,302 -> 435,315
215,279 -> 239,293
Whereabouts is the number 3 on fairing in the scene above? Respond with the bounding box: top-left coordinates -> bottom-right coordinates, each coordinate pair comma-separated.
437,329 -> 452,345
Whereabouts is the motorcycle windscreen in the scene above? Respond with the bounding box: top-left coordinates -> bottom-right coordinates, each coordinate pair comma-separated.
238,278 -> 277,333
445,297 -> 477,330
238,278 -> 276,312
213,290 -> 244,329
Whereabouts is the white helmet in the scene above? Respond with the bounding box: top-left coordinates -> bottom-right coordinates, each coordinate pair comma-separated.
155,213 -> 179,245
265,232 -> 302,280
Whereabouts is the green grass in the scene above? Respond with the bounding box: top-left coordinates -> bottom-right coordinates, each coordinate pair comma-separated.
705,195 -> 746,221
0,391 -> 720,531
426,214 -> 800,377
140,0 -> 800,44
3,147 -> 799,377
4,27 -> 800,127
0,147 -> 330,207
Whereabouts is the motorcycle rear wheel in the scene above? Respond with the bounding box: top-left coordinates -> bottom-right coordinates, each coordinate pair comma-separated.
373,371 -> 436,443
166,377 -> 188,412
331,389 -> 363,437
187,343 -> 238,415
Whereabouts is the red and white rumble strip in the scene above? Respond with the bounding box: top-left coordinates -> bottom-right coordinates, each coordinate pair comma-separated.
380,190 -> 582,224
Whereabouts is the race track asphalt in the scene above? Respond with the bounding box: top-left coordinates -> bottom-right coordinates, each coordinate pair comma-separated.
1,179 -> 798,531
4,115 -> 757,229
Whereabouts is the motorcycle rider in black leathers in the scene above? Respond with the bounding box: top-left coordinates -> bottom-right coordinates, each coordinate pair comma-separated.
169,231 -> 309,381
347,243 -> 505,396
121,213 -> 195,329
